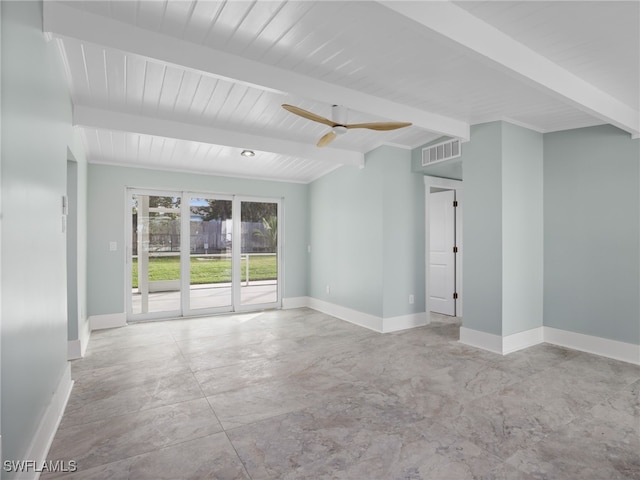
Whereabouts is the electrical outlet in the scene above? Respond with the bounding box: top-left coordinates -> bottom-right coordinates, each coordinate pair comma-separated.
409,294 -> 414,304
109,241 -> 118,251
326,284 -> 331,294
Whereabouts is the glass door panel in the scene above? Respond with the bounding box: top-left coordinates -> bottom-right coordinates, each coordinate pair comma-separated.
131,194 -> 181,315
240,200 -> 279,307
188,197 -> 233,312
129,191 -> 281,320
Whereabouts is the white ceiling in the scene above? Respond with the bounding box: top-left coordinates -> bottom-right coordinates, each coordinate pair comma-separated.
45,1 -> 640,183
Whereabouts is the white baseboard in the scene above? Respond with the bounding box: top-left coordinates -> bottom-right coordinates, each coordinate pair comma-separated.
284,298 -> 427,334
79,316 -> 91,356
15,364 -> 73,480
459,327 -> 503,354
503,326 -> 544,354
68,317 -> 92,360
307,298 -> 384,332
459,326 -> 544,355
282,296 -> 310,309
382,312 -> 428,333
67,340 -> 82,360
459,325 -> 640,365
89,312 -> 126,331
544,326 -> 640,365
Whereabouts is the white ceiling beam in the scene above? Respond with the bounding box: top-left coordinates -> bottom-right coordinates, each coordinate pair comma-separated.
43,1 -> 470,141
380,1 -> 639,137
73,105 -> 364,168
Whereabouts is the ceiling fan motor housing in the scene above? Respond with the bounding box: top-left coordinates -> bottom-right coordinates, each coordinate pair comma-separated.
331,105 -> 348,125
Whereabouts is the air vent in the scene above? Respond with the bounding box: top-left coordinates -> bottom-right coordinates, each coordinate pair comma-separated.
422,139 -> 461,166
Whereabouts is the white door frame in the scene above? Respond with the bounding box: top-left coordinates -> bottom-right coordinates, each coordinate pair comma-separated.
424,176 -> 463,320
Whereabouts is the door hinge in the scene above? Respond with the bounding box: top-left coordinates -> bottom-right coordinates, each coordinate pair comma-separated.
453,246 -> 458,253
453,292 -> 458,300
453,200 -> 458,207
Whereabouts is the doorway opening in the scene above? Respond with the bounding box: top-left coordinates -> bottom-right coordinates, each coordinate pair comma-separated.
126,189 -> 281,321
424,176 -> 463,319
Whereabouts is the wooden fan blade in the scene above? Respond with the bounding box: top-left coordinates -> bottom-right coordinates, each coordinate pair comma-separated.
317,131 -> 337,147
282,104 -> 336,127
345,122 -> 412,131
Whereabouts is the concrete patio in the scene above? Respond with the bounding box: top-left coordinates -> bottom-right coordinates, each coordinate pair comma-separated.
131,281 -> 278,315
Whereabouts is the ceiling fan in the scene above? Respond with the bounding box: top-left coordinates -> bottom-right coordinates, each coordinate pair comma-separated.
282,104 -> 412,147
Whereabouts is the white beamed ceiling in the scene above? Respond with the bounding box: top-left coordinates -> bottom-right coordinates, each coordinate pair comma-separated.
455,1 -> 639,109
46,1 -> 639,183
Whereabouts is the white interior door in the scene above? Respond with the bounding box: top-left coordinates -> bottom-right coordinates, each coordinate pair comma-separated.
430,190 -> 456,315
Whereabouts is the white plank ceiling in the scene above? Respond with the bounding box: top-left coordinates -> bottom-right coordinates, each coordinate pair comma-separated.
45,1 -> 639,183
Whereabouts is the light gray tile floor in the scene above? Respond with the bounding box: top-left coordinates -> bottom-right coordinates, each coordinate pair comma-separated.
45,309 -> 640,479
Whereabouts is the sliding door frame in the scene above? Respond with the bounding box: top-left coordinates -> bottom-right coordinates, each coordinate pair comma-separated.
125,188 -> 283,322
234,195 -> 283,312
181,191 -> 235,317
125,188 -> 183,322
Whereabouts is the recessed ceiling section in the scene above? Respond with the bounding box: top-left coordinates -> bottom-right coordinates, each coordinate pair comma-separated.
81,127 -> 337,184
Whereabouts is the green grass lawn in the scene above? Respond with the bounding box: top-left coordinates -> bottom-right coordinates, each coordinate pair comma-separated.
132,254 -> 276,288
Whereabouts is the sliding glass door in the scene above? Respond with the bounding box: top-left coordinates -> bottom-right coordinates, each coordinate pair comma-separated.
187,196 -> 233,313
239,200 -> 279,307
127,190 -> 281,320
131,192 -> 182,317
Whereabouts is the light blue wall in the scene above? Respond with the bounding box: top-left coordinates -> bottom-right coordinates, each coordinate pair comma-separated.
67,160 -> 78,339
308,159 -> 384,316
66,133 -> 89,347
461,122 -> 504,335
1,0 -> 84,469
461,122 -> 544,337
379,147 -> 425,318
544,125 -> 640,345
308,146 -> 425,319
87,164 -> 309,316
73,133 -> 89,348
502,123 -> 544,335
